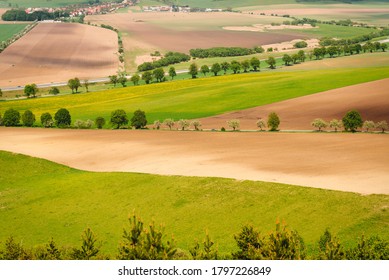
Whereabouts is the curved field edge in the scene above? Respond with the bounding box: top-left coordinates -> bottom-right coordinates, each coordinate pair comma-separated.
0,151 -> 387,255
1,67 -> 388,125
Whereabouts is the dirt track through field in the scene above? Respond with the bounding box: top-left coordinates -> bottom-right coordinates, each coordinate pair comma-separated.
0,22 -> 118,87
200,78 -> 389,131
1,127 -> 388,195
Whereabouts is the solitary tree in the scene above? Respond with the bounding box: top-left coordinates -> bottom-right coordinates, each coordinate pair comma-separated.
267,112 -> 280,131
40,112 -> 54,128
130,74 -> 140,86
189,63 -> 198,79
153,120 -> 161,130
250,57 -> 260,71
363,120 -> 375,132
230,61 -> 241,74
95,117 -> 106,129
376,120 -> 388,133
54,108 -> 71,127
266,57 -> 276,69
221,62 -> 230,74
191,120 -> 202,131
118,71 -> 127,87
177,119 -> 190,131
163,118 -> 175,130
256,119 -> 266,131
131,109 -> 147,129
24,84 -> 38,98
109,75 -> 118,87
227,119 -> 240,131
342,110 -> 363,132
329,119 -> 342,132
83,79 -> 90,92
211,63 -> 221,76
153,68 -> 165,83
282,54 -> 292,66
311,118 -> 327,132
168,67 -> 176,80
22,110 -> 36,127
67,78 -> 81,93
142,71 -> 153,84
110,109 -> 128,129
241,60 -> 250,72
3,108 -> 20,127
200,65 -> 210,76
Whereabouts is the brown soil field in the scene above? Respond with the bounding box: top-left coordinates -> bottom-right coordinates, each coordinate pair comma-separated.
0,22 -> 119,87
200,78 -> 389,131
1,127 -> 388,195
86,12 -> 306,69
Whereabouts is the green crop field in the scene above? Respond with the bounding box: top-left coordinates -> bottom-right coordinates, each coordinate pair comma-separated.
0,23 -> 27,41
0,66 -> 388,125
0,151 -> 387,256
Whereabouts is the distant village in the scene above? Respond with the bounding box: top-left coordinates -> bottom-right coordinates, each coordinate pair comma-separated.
23,0 -> 225,18
24,0 -> 138,18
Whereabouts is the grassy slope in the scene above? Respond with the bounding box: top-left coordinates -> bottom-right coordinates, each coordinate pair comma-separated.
0,23 -> 27,41
0,151 -> 387,255
0,65 -> 388,125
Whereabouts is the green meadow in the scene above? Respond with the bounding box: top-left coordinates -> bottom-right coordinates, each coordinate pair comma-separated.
1,66 -> 388,126
0,23 -> 28,41
0,151 -> 387,255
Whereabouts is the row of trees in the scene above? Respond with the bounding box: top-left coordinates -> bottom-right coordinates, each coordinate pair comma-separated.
0,108 -> 71,128
137,52 -> 191,72
189,46 -> 264,59
311,110 -> 388,133
1,215 -> 387,260
1,9 -> 70,21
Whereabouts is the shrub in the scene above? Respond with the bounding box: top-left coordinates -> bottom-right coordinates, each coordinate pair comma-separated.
74,119 -> 94,129
153,120 -> 161,130
317,229 -> 345,260
49,87 -> 60,95
311,118 -> 327,131
117,214 -> 176,260
54,108 -> 71,128
294,41 -> 308,48
110,109 -> 128,129
163,118 -> 175,130
191,120 -> 202,131
40,112 -> 54,128
227,119 -> 240,131
131,109 -> 147,129
267,112 -> 280,131
3,108 -> 20,127
220,127 -> 226,132
342,110 -> 363,132
95,117 -> 106,129
363,120 -> 375,132
346,235 -> 389,260
376,120 -> 388,133
256,119 -> 266,131
22,110 -> 36,127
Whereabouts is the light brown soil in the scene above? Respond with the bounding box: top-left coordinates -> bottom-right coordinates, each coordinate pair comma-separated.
0,22 -> 119,87
247,7 -> 389,16
1,127 -> 388,195
223,24 -> 316,32
200,78 -> 389,131
87,12 -> 306,54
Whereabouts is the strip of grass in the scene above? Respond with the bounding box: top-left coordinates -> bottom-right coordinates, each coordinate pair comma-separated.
0,151 -> 387,255
0,23 -> 28,41
0,66 -> 388,126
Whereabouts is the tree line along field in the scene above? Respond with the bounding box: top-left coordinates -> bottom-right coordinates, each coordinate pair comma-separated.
0,151 -> 387,256
0,0 -> 110,8
1,66 -> 388,126
0,23 -> 27,41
